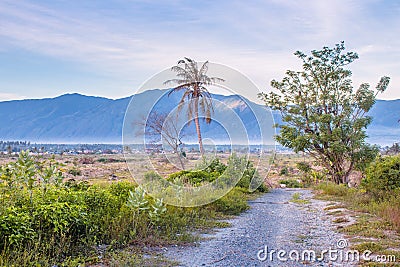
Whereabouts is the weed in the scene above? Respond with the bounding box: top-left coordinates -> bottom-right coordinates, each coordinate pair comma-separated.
333,217 -> 350,223
290,192 -> 310,204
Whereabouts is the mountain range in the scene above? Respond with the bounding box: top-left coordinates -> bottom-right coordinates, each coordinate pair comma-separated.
0,90 -> 399,146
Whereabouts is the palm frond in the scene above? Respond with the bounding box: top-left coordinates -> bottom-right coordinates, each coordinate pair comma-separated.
166,57 -> 224,137
164,78 -> 187,86
167,84 -> 193,96
199,61 -> 209,77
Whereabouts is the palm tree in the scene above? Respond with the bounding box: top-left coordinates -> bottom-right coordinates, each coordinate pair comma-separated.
164,58 -> 224,156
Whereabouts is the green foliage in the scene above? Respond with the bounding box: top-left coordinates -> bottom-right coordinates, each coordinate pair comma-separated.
279,167 -> 289,176
0,152 -> 257,265
280,179 -> 303,188
259,42 -> 389,184
296,162 -> 311,173
290,192 -> 310,204
200,157 -> 227,175
181,155 -> 268,192
167,170 -> 215,186
148,198 -> 167,223
316,182 -> 351,197
127,186 -> 149,211
212,187 -> 249,215
239,164 -> 268,192
165,57 -> 226,155
97,157 -> 124,163
68,167 -> 81,176
362,155 -> 400,198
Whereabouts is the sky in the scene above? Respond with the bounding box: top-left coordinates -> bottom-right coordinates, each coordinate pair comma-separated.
0,0 -> 399,102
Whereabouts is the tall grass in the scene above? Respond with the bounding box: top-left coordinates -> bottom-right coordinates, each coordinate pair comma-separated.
316,183 -> 400,233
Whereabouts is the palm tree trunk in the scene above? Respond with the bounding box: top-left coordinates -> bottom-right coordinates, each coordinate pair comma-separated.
194,102 -> 204,156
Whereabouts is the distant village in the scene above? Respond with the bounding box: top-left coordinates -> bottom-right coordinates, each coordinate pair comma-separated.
0,141 -> 123,155
1,140 -> 398,156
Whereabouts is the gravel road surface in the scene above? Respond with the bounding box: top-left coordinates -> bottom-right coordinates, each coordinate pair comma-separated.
164,188 -> 353,267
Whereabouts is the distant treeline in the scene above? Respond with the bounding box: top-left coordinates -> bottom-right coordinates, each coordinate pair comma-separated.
0,141 -> 123,154
0,141 -> 31,153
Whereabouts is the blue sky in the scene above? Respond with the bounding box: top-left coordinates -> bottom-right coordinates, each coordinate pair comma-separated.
0,0 -> 399,101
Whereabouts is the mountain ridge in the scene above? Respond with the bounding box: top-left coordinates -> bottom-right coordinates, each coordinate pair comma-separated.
0,91 -> 399,145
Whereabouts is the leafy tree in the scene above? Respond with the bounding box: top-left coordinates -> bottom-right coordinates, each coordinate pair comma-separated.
164,57 -> 224,156
259,42 -> 390,184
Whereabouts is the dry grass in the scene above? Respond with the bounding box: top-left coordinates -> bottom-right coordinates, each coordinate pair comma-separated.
379,205 -> 400,231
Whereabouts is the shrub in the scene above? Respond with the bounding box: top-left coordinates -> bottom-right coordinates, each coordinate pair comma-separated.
316,182 -> 349,197
97,158 -> 123,163
296,162 -> 311,173
362,155 -> 400,198
201,158 -> 227,175
68,167 -> 81,176
280,167 -> 289,176
280,179 -> 303,188
167,170 -> 215,186
79,157 -> 94,164
213,188 -> 249,215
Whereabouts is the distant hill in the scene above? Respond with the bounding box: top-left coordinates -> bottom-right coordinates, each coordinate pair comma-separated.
367,99 -> 400,145
0,91 -> 398,146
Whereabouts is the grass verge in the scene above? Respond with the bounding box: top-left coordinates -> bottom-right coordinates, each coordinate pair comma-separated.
314,182 -> 400,266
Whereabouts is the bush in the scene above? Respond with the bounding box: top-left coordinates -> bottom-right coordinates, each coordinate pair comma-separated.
296,162 -> 311,173
68,167 -> 81,176
280,167 -> 289,176
280,179 -> 303,188
362,155 -> 400,198
97,158 -> 124,163
167,170 -> 216,186
201,158 -> 227,175
316,182 -> 350,197
79,157 -> 94,164
213,188 -> 249,215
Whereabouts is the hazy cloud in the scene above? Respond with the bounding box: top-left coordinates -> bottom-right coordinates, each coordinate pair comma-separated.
0,0 -> 398,99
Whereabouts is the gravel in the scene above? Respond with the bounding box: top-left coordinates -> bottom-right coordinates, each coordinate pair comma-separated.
164,188 -> 354,267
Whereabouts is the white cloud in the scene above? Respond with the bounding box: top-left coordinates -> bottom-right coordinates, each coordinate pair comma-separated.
0,0 -> 399,99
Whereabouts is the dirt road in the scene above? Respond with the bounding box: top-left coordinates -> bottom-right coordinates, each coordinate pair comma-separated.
165,189 -> 352,267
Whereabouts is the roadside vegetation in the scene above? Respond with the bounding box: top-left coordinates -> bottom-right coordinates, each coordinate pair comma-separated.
315,154 -> 400,266
0,151 -> 266,266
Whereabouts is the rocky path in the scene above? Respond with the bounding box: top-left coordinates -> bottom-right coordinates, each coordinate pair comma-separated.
164,188 -> 352,267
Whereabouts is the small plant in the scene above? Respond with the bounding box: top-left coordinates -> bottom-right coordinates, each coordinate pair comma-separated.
127,186 -> 149,211
167,170 -> 215,186
126,186 -> 167,232
333,217 -> 350,223
68,167 -> 82,176
148,198 -> 167,224
279,167 -> 289,176
290,192 -> 310,204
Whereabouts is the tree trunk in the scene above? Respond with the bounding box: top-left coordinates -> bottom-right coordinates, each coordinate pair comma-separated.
194,101 -> 204,156
330,160 -> 345,184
